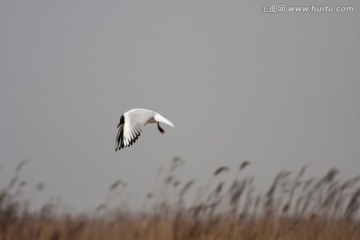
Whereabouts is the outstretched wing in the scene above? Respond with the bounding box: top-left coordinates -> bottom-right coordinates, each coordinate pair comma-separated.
122,120 -> 143,148
115,109 -> 154,150
115,124 -> 125,151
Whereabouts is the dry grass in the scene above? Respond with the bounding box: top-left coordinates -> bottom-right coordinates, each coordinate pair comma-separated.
1,158 -> 360,240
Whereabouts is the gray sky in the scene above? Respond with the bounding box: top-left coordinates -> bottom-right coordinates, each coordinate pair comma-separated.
1,0 -> 359,212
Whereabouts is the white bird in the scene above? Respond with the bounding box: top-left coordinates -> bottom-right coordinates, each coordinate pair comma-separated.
115,108 -> 174,151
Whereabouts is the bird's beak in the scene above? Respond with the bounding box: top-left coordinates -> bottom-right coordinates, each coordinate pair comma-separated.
117,122 -> 121,128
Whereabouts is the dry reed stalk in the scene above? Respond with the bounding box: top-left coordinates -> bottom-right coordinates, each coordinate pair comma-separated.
214,166 -> 230,176
239,160 -> 250,172
2,161 -> 360,240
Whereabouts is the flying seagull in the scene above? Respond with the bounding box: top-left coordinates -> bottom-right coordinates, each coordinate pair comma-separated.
115,108 -> 174,151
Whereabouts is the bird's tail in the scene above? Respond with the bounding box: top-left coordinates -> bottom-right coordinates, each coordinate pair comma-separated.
154,114 -> 174,127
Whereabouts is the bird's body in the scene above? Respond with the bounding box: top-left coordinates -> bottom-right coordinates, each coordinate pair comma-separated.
115,108 -> 174,151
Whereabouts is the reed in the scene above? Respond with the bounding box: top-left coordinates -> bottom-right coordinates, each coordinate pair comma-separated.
0,159 -> 359,240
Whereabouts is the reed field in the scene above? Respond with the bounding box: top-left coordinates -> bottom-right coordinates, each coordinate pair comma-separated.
1,158 -> 359,240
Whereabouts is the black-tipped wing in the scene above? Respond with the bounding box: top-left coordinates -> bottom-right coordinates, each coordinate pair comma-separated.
115,124 -> 125,151
122,120 -> 143,148
116,111 -> 153,150
116,124 -> 143,151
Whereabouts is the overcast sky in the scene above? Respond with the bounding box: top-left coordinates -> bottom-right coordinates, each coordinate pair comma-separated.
1,0 -> 359,212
